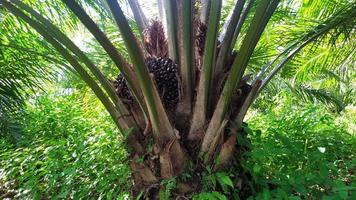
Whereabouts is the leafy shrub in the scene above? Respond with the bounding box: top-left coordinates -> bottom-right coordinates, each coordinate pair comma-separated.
246,103 -> 356,199
0,88 -> 130,199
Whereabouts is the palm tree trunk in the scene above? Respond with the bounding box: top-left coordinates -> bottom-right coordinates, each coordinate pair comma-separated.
126,122 -> 255,199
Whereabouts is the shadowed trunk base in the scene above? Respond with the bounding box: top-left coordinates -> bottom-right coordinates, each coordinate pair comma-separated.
129,127 -> 255,199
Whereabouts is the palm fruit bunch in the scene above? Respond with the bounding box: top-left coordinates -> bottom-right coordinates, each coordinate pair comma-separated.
114,21 -> 179,111
114,57 -> 179,110
114,74 -> 133,103
147,57 -> 179,110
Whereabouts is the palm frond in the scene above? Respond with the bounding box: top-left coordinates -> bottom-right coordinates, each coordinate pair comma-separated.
62,0 -> 149,122
0,5 -> 64,136
288,83 -> 346,113
11,0 -> 123,112
259,3 -> 356,93
1,0 -> 125,132
0,12 -> 59,112
0,109 -> 22,142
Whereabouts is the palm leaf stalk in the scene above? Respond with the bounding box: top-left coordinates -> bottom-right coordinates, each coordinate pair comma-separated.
106,0 -> 187,179
200,0 -> 212,24
9,3 -> 150,158
230,0 -> 254,52
200,0 -> 279,157
175,0 -> 195,128
9,0 -> 147,140
157,0 -> 165,29
162,0 -> 179,62
10,0 -> 122,110
215,0 -> 245,77
127,0 -> 148,40
189,0 -> 222,139
106,0 -> 176,141
2,0 -> 355,198
61,0 -> 149,124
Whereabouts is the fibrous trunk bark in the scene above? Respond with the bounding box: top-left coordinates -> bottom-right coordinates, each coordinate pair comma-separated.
126,123 -> 255,199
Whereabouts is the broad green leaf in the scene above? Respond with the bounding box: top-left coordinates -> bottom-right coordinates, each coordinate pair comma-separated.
216,172 -> 234,188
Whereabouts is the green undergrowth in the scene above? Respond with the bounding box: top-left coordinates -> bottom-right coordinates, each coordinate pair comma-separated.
246,102 -> 356,200
1,88 -> 355,200
0,88 -> 130,199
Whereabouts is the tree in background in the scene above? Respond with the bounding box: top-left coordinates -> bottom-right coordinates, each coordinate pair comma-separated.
0,0 -> 355,198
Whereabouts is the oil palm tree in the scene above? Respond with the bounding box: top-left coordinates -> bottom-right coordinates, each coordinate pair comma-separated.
0,0 -> 355,198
